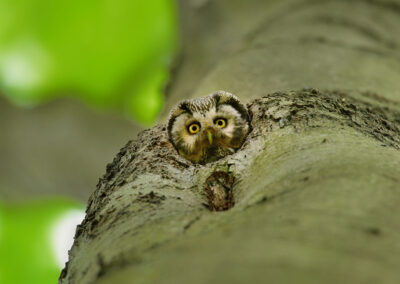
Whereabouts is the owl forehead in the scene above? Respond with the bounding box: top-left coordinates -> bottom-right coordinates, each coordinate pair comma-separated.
173,99 -> 241,125
186,96 -> 217,115
175,107 -> 217,127
168,91 -> 250,138
192,107 -> 217,121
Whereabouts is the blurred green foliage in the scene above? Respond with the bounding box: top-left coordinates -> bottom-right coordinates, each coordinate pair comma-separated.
0,199 -> 84,284
0,0 -> 178,124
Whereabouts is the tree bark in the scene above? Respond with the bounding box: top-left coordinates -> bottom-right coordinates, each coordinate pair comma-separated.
60,1 -> 400,283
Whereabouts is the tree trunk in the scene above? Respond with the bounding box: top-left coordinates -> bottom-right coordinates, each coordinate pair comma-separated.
60,1 -> 400,283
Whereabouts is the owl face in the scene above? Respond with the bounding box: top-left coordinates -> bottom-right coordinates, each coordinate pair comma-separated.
168,91 -> 250,164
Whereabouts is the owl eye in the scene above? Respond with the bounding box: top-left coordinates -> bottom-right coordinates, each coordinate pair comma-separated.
188,123 -> 201,134
214,118 -> 227,128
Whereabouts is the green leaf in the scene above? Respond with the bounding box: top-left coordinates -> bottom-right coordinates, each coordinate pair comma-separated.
0,199 -> 84,284
0,0 -> 178,124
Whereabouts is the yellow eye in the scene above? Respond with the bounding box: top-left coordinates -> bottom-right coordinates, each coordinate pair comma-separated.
215,118 -> 227,128
188,123 -> 200,134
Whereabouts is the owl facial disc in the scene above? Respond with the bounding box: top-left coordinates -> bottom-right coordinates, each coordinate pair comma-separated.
167,91 -> 251,164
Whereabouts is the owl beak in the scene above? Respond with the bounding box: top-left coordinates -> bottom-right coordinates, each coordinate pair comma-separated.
207,131 -> 213,145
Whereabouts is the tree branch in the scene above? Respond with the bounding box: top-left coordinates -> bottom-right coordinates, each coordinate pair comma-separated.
60,89 -> 400,283
60,0 -> 400,282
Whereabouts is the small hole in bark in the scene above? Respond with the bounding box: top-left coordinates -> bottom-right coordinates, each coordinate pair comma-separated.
203,171 -> 235,211
365,227 -> 381,236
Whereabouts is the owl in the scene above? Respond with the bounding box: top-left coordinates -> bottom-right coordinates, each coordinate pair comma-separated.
168,91 -> 251,164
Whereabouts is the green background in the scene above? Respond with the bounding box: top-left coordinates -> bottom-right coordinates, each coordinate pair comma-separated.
0,0 -> 178,283
0,0 -> 178,124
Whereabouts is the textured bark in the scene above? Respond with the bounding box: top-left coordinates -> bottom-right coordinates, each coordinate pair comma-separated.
60,1 -> 400,283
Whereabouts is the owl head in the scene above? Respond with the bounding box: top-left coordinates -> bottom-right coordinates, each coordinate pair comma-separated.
168,91 -> 251,164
